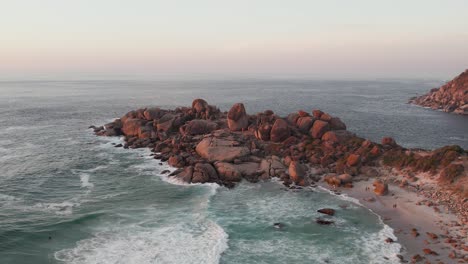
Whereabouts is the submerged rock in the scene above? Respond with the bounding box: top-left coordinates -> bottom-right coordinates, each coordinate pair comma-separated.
317,208 -> 335,216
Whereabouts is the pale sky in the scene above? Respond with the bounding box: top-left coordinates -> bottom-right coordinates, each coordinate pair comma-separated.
1,0 -> 467,79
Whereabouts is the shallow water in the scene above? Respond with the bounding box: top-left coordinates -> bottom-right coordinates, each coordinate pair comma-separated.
0,79 -> 466,264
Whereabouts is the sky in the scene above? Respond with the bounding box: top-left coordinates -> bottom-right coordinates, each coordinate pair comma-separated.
1,0 -> 467,79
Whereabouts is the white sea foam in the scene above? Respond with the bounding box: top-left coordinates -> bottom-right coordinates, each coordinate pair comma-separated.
316,185 -> 363,205
0,193 -> 22,205
79,173 -> 95,189
449,136 -> 466,141
33,201 -> 80,216
54,220 -> 228,264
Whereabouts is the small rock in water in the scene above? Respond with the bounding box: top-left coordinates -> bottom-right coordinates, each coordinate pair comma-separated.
161,170 -> 170,174
114,143 -> 123,148
273,223 -> 285,229
317,208 -> 335,216
316,218 -> 334,225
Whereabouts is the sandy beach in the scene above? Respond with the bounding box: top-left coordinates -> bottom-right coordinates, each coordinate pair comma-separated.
321,179 -> 467,263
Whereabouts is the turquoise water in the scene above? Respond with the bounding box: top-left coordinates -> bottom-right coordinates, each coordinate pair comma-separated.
0,79 -> 466,263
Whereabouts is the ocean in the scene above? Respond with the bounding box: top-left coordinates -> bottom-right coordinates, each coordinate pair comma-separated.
0,79 -> 466,264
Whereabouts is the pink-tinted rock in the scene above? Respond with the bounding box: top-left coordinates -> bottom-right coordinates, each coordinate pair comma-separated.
192,98 -> 209,113
296,116 -> 315,134
321,130 -> 354,143
192,163 -> 218,183
181,120 -> 218,136
156,113 -> 177,132
346,154 -> 361,167
122,118 -> 145,136
317,208 -> 335,216
270,119 -> 290,142
227,103 -> 249,131
310,120 -> 330,139
329,117 -> 347,130
289,161 -> 306,185
381,137 -> 397,147
320,113 -> 332,121
255,124 -> 272,141
312,109 -> 324,119
373,180 -> 388,196
196,137 -> 250,162
338,173 -> 353,184
143,107 -> 164,120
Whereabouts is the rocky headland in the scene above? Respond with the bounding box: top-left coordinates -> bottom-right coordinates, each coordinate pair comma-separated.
91,99 -> 467,263
410,69 -> 468,115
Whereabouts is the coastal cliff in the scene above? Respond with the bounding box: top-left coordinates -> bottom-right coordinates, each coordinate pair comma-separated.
410,70 -> 468,115
92,99 -> 468,263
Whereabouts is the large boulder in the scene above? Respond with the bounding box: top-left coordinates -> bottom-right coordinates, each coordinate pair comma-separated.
122,118 -> 146,136
317,208 -> 335,216
227,103 -> 249,131
337,173 -> 353,184
289,161 -> 307,185
156,113 -> 177,132
260,157 -> 286,178
270,119 -> 290,142
215,162 -> 260,182
323,174 -> 341,186
173,166 -> 194,183
346,154 -> 361,167
296,116 -> 315,134
143,107 -> 164,120
373,180 -> 388,196
192,99 -> 209,113
310,120 -> 330,139
214,162 -> 242,182
381,137 -> 397,147
192,163 -> 218,183
329,117 -> 346,130
181,120 -> 218,136
168,155 -> 185,168
321,130 -> 354,143
254,124 -> 272,141
196,137 -> 250,162
287,113 -> 300,125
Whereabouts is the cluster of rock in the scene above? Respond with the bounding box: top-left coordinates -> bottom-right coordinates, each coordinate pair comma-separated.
410,69 -> 468,115
93,99 -> 380,187
91,98 -> 466,207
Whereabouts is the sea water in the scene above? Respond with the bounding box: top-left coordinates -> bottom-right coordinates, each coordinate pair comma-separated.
0,79 -> 466,264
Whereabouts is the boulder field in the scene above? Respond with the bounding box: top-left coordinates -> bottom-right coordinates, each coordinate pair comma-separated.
409,69 -> 468,115
92,99 -> 468,222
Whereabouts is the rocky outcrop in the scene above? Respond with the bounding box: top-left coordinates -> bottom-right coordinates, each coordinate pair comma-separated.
92,99 -> 467,217
410,69 -> 468,115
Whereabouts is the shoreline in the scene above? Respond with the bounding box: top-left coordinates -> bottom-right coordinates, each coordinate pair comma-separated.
321,179 -> 466,263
